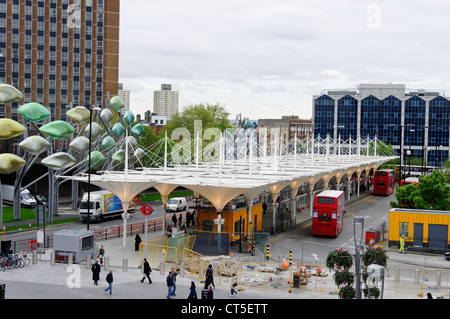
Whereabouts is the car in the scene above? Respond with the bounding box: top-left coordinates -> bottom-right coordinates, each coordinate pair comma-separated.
445,251 -> 450,261
166,197 -> 187,212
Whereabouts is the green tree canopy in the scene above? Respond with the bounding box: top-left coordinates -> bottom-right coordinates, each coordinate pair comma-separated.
390,170 -> 450,210
165,103 -> 231,137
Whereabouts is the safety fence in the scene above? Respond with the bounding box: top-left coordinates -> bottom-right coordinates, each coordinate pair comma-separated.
139,237 -> 450,297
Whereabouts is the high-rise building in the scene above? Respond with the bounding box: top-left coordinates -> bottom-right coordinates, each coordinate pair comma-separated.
313,84 -> 450,167
153,83 -> 179,116
118,83 -> 130,112
0,0 -> 120,122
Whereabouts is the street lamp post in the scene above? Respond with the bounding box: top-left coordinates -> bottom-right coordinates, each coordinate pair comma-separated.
353,216 -> 365,299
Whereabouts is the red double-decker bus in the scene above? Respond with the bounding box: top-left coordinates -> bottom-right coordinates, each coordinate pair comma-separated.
312,190 -> 345,237
373,169 -> 396,195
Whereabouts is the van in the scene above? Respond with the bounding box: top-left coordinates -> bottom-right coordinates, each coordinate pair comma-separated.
1,184 -> 37,208
166,197 -> 187,212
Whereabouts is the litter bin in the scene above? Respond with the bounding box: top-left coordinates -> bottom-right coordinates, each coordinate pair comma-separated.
0,284 -> 5,299
293,274 -> 300,288
365,230 -> 380,246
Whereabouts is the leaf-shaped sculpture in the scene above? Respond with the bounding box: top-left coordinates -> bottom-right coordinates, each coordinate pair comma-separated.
17,102 -> 50,123
0,153 -> 26,174
40,121 -> 75,139
110,96 -> 125,112
100,108 -> 113,124
112,122 -> 125,138
123,110 -> 135,125
85,122 -> 103,140
0,84 -> 23,104
67,107 -> 90,123
101,136 -> 115,152
131,123 -> 144,138
87,151 -> 106,169
0,118 -> 26,139
69,136 -> 90,154
134,148 -> 145,160
42,152 -> 77,170
19,136 -> 51,155
112,149 -> 125,163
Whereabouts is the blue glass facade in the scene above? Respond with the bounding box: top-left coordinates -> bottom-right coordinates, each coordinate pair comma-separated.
313,87 -> 450,167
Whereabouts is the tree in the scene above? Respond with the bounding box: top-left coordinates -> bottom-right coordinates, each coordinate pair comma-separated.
165,103 -> 231,137
326,248 -> 355,299
390,170 -> 450,210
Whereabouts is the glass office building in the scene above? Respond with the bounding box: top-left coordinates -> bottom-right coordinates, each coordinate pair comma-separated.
313,84 -> 450,167
0,0 -> 120,124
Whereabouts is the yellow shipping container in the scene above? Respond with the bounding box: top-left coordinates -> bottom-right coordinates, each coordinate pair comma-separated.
389,208 -> 450,252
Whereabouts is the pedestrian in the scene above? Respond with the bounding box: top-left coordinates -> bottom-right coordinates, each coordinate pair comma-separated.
91,260 -> 101,286
171,268 -> 177,296
135,234 -> 142,251
230,273 -> 239,296
140,258 -> 152,284
178,214 -> 183,228
98,245 -> 105,266
262,202 -> 267,215
104,270 -> 113,295
206,284 -> 214,299
427,292 -> 433,299
187,281 -> 197,299
204,264 -> 215,289
399,235 -> 406,254
166,270 -> 174,299
186,211 -> 191,227
172,213 -> 177,227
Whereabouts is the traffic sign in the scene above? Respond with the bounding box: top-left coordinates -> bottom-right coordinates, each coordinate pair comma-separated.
140,205 -> 153,216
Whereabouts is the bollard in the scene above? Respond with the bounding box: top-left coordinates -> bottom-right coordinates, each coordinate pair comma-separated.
123,258 -> 128,272
86,257 -> 91,269
104,256 -> 109,270
159,261 -> 165,275
68,253 -> 73,265
180,263 -> 185,278
415,269 -> 420,284
436,271 -> 442,287
289,251 -> 292,266
32,250 -> 37,264
50,252 -> 55,266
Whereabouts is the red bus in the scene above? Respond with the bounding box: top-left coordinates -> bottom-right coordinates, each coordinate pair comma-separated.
312,190 -> 345,237
373,169 -> 396,195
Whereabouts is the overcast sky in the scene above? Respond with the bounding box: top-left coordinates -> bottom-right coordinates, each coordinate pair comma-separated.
118,0 -> 450,120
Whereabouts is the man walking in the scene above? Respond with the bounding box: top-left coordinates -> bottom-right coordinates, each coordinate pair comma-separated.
166,270 -> 174,299
105,270 -> 113,295
399,235 -> 406,254
140,258 -> 152,284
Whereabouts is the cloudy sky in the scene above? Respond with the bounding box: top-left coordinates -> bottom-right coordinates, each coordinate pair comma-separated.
118,0 -> 450,120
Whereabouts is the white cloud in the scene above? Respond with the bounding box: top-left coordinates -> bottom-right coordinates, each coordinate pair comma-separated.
119,0 -> 450,120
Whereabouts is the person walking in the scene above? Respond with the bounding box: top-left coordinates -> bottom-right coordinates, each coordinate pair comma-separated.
105,270 -> 113,295
171,268 -> 177,296
91,260 -> 101,286
140,258 -> 152,284
230,273 -> 239,296
166,270 -> 174,299
98,245 -> 105,266
135,234 -> 142,251
172,214 -> 177,227
204,264 -> 215,289
187,281 -> 197,299
399,235 -> 406,254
